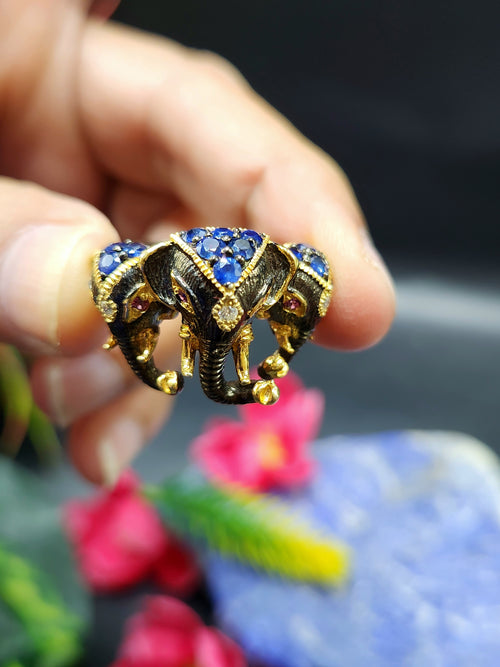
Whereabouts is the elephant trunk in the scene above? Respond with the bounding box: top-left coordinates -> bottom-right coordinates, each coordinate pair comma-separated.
198,340 -> 255,405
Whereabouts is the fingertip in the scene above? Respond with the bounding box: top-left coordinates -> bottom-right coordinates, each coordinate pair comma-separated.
313,220 -> 396,350
68,385 -> 173,485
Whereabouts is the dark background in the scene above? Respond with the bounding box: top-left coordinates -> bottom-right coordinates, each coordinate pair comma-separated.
114,0 -> 500,264
77,1 -> 500,663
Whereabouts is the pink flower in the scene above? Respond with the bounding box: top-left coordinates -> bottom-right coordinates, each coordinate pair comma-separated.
64,471 -> 201,595
111,595 -> 247,667
191,372 -> 323,492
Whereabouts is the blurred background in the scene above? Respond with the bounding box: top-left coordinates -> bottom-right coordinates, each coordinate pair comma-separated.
5,1 -> 499,664
80,2 -> 500,660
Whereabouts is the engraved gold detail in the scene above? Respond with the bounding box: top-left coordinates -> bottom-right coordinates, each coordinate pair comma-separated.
318,284 -> 333,317
269,321 -> 295,355
282,289 -> 307,317
232,323 -> 254,385
134,328 -> 159,363
124,283 -> 156,323
171,275 -> 195,315
212,292 -> 244,332
260,352 -> 289,379
179,322 -> 198,377
92,252 -> 144,323
170,231 -> 270,294
102,335 -> 117,351
156,371 -> 180,395
252,379 -> 279,405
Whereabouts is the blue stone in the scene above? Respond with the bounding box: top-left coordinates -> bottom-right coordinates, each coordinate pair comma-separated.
124,242 -> 147,257
212,227 -> 235,240
290,245 -> 304,261
183,228 -> 207,244
213,256 -> 242,284
309,254 -> 328,277
241,229 -> 263,246
196,237 -> 222,260
231,238 -> 254,260
203,431 -> 500,666
98,242 -> 146,275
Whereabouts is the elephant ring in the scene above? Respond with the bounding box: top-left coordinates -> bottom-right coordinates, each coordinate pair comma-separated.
91,227 -> 332,405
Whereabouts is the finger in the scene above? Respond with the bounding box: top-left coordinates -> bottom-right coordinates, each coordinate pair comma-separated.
88,0 -> 121,20
0,178 -> 117,355
68,381 -> 173,485
79,23 -> 395,350
30,318 -> 182,427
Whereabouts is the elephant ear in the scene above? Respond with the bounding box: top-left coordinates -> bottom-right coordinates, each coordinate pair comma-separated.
236,241 -> 297,314
141,243 -> 180,307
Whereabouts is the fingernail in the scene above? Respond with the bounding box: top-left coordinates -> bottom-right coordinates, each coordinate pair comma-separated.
0,224 -> 115,353
97,418 -> 143,487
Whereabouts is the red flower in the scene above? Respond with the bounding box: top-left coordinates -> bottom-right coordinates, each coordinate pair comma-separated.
64,471 -> 201,595
191,372 -> 323,492
111,595 -> 247,667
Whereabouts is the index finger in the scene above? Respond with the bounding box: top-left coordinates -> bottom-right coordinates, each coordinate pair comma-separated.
79,21 -> 395,349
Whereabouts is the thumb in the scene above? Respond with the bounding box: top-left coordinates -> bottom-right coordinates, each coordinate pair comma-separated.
0,178 -> 118,355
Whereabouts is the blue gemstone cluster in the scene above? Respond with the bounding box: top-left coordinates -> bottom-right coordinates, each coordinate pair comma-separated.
180,227 -> 264,285
98,241 -> 147,276
289,243 -> 329,278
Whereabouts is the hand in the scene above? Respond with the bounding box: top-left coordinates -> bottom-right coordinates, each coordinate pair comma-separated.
0,0 -> 395,483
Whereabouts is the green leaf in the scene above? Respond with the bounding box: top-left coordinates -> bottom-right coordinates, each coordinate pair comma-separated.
146,477 -> 351,585
0,346 -> 33,457
0,459 -> 90,667
0,345 -> 60,463
27,406 -> 60,465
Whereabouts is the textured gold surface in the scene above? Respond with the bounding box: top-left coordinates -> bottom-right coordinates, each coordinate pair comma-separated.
212,292 -> 244,332
179,322 -> 198,377
233,323 -> 254,385
252,380 -> 280,405
269,321 -> 295,355
156,371 -> 180,395
260,352 -> 289,379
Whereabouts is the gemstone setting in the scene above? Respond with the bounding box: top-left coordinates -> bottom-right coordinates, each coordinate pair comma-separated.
212,293 -> 244,331
180,227 -> 265,285
98,241 -> 147,276
288,243 -> 329,280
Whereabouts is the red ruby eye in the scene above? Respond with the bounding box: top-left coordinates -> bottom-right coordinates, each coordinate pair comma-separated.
284,297 -> 301,311
131,296 -> 150,312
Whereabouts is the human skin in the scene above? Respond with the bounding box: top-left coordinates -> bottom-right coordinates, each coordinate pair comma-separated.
0,0 -> 395,484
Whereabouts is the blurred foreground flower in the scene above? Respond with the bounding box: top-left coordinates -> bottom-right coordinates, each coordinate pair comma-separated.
191,373 -> 323,491
64,471 -> 201,595
111,595 -> 246,667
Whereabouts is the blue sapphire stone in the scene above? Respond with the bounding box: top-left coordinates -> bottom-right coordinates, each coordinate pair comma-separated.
231,238 -> 254,260
196,237 -> 222,260
183,228 -> 207,244
98,242 -> 147,275
309,254 -> 328,277
213,256 -> 242,284
290,245 -> 304,261
212,227 -> 235,240
241,229 -> 263,246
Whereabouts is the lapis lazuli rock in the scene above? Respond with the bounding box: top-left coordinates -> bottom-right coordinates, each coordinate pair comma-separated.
204,431 -> 500,666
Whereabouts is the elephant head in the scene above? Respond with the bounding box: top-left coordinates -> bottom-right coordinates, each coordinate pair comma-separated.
91,228 -> 332,405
